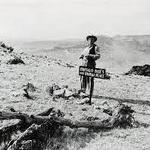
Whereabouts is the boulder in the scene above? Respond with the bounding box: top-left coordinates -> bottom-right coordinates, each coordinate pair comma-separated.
77,97 -> 90,105
23,83 -> 36,99
7,56 -> 25,65
0,42 -> 14,53
46,84 -> 61,96
64,89 -> 74,98
125,64 -> 150,76
53,89 -> 65,98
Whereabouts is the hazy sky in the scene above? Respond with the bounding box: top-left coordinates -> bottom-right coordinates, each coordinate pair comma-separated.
0,0 -> 150,40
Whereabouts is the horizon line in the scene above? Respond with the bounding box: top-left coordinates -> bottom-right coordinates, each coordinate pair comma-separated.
1,34 -> 150,42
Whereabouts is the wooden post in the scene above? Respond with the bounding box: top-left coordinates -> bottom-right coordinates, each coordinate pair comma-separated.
89,77 -> 94,105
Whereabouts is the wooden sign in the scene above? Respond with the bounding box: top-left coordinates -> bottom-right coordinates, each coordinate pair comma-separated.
79,66 -> 106,79
79,66 -> 107,105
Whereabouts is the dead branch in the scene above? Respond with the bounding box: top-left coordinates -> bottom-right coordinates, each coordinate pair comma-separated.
6,121 -> 60,150
0,104 -> 135,150
0,120 -> 22,145
0,104 -> 134,130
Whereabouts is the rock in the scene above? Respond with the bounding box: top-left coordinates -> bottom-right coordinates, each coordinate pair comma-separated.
23,83 -> 36,99
79,92 -> 89,99
61,85 -> 68,89
66,63 -> 75,68
68,96 -> 74,100
82,108 -> 87,111
12,91 -> 22,97
2,106 -> 16,112
103,108 -> 113,116
46,86 -> 54,96
77,97 -> 90,105
52,84 -> 61,90
23,83 -> 36,92
94,106 -> 101,110
1,43 -> 6,48
53,89 -> 65,97
64,89 -> 73,98
49,109 -> 65,117
101,101 -> 109,106
47,84 -> 89,100
104,74 -> 111,79
8,47 -> 14,53
71,89 -> 80,98
125,64 -> 150,76
46,84 -> 61,96
7,56 -> 25,65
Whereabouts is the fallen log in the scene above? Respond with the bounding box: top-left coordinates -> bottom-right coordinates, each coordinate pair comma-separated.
0,111 -> 109,129
0,104 -> 134,130
0,112 -> 110,129
0,104 -> 135,150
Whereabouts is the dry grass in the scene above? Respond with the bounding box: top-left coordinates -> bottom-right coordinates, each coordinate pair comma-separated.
1,47 -> 150,150
46,127 -> 98,150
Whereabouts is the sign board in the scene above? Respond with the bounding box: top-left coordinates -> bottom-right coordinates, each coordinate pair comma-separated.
79,66 -> 106,79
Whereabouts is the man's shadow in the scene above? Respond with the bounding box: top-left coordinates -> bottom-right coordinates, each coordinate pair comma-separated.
93,95 -> 150,106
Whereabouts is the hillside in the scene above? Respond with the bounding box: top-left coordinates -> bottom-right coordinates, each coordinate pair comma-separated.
13,35 -> 150,51
0,36 -> 150,150
12,35 -> 150,73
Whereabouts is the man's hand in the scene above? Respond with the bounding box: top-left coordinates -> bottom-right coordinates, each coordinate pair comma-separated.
87,54 -> 100,60
85,55 -> 94,61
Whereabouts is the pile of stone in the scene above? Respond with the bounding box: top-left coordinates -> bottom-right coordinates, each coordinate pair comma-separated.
46,84 -> 87,100
125,64 -> 150,76
0,42 -> 25,65
0,42 -> 14,53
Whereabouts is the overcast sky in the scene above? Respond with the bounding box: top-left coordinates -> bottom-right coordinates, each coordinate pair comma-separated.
0,0 -> 150,40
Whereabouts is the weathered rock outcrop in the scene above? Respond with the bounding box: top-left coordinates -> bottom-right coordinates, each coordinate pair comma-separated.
125,64 -> 150,76
7,56 -> 25,65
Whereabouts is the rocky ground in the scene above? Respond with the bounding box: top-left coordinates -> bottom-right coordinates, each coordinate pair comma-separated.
0,44 -> 150,150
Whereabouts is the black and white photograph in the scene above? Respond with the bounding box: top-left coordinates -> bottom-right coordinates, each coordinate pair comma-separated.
0,0 -> 150,149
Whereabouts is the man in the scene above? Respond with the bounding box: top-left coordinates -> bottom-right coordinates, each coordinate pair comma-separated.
79,35 -> 100,98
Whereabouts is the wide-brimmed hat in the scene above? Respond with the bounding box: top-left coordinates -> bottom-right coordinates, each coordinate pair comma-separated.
86,35 -> 97,42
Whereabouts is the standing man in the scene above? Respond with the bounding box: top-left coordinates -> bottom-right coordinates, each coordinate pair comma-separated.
79,35 -> 100,101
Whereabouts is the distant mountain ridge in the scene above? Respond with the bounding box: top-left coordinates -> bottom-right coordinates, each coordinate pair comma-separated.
3,34 -> 150,72
11,35 -> 150,55
96,35 -> 150,54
